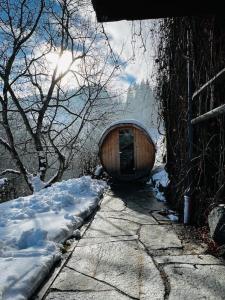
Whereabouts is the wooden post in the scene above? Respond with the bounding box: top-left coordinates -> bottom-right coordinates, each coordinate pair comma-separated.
184,28 -> 193,224
191,103 -> 225,125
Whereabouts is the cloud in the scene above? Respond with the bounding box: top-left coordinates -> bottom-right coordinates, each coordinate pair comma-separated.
119,73 -> 137,84
103,19 -> 155,90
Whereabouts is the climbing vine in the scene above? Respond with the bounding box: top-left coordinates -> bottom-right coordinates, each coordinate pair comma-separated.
155,16 -> 225,225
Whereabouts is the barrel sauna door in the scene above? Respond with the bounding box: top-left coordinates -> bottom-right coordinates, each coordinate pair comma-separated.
119,128 -> 135,175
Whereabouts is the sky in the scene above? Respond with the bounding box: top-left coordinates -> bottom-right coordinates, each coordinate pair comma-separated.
103,19 -> 156,90
0,1 -> 157,97
33,17 -> 157,97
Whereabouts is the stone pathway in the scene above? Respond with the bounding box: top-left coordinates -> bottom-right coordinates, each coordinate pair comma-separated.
42,185 -> 225,300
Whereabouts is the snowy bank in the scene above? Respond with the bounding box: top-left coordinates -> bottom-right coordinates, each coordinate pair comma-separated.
0,176 -> 107,300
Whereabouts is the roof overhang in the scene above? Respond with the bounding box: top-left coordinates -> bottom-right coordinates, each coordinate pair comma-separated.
91,1 -> 224,22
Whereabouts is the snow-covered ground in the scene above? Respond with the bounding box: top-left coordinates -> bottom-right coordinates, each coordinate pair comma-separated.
0,176 -> 107,300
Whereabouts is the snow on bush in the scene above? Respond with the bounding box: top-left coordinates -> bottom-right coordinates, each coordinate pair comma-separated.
94,165 -> 103,177
147,128 -> 168,202
155,135 -> 166,166
151,169 -> 169,202
0,176 -> 107,300
27,173 -> 46,193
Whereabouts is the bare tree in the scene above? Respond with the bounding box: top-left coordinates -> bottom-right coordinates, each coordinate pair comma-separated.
0,0 -> 121,192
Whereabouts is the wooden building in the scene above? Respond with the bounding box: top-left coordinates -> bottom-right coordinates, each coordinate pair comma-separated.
99,120 -> 155,181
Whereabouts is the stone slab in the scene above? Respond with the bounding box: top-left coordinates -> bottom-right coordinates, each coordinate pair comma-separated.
101,188 -> 166,213
164,264 -> 225,300
139,251 -> 165,300
151,211 -> 172,223
45,290 -> 130,300
155,254 -> 224,265
83,214 -> 139,238
124,197 -> 166,212
50,267 -> 111,292
96,210 -> 157,225
100,194 -> 125,212
77,235 -> 138,247
65,240 -> 164,299
139,225 -> 182,250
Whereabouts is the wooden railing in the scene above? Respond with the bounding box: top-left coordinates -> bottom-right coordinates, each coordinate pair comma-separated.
191,67 -> 225,125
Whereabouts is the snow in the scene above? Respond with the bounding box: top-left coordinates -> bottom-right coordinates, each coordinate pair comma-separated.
151,168 -> 169,202
27,173 -> 46,193
102,119 -> 151,133
167,213 -> 179,222
156,209 -> 179,222
94,165 -> 103,176
147,129 -> 168,202
0,138 -> 10,148
0,178 -> 8,188
0,176 -> 107,300
99,119 -> 156,148
152,168 -> 169,188
154,133 -> 166,166
0,169 -> 20,176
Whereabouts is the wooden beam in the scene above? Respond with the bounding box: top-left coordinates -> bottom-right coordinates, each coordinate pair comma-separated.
192,67 -> 225,100
191,104 -> 225,125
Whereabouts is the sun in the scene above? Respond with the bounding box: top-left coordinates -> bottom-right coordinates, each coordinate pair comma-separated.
47,51 -> 73,75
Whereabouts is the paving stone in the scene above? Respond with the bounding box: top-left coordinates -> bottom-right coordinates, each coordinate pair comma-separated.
151,211 -> 172,223
100,194 -> 125,212
145,248 -> 183,256
83,214 -> 139,238
164,264 -> 225,300
77,235 -> 138,246
155,254 -> 224,265
125,196 -> 165,212
155,255 -> 223,265
139,225 -> 182,250
45,290 -> 130,300
96,210 -> 157,225
139,251 -> 165,300
66,240 -> 165,299
50,267 -> 111,292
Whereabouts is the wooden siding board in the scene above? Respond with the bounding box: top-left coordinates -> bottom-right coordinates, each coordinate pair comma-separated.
134,128 -> 153,170
100,124 -> 155,181
101,129 -> 119,175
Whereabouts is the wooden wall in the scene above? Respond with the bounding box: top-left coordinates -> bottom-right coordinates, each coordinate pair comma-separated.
101,129 -> 119,175
100,125 -> 155,180
133,127 -> 155,172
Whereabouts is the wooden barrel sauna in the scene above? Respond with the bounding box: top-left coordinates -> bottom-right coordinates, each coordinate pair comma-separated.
98,120 -> 155,181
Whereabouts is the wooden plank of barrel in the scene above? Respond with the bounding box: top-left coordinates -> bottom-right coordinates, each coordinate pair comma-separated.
98,120 -> 155,181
